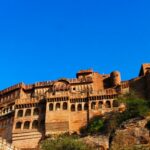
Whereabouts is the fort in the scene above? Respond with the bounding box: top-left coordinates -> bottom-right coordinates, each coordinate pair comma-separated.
0,64 -> 150,149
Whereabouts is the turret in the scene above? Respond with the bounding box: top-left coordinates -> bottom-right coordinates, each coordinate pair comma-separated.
139,64 -> 150,76
110,71 -> 121,86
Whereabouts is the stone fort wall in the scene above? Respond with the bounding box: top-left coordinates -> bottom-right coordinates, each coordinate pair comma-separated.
0,64 -> 149,149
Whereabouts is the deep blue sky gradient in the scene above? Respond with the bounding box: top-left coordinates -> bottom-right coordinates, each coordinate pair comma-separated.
0,0 -> 150,90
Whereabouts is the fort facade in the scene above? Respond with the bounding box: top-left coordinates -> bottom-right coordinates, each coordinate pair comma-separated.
0,64 -> 150,149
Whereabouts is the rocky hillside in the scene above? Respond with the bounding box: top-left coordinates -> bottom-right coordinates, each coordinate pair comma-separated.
110,117 -> 150,150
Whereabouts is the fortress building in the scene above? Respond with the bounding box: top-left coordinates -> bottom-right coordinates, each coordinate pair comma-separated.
0,64 -> 150,149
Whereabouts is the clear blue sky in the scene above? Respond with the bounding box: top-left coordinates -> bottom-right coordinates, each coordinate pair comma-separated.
0,0 -> 150,90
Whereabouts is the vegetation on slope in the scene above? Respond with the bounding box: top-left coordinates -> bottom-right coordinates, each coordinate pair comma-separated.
81,92 -> 150,136
105,92 -> 149,135
80,116 -> 104,134
107,92 -> 150,149
41,134 -> 94,150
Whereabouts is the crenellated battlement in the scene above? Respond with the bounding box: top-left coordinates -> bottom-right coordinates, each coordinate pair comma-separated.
0,83 -> 24,95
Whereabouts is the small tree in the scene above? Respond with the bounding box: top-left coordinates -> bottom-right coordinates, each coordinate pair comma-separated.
80,116 -> 104,135
87,116 -> 104,134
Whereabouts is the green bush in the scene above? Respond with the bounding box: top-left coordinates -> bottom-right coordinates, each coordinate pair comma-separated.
41,135 -> 92,150
80,116 -> 104,135
87,117 -> 104,134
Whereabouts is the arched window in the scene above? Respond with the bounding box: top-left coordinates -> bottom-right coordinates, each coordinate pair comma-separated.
3,109 -> 5,114
49,103 -> 53,111
16,122 -> 22,129
33,108 -> 39,115
99,145 -> 105,150
84,103 -> 88,110
32,120 -> 38,129
105,101 -> 111,108
63,102 -> 68,110
113,100 -> 119,107
10,106 -> 12,111
77,104 -> 82,111
24,121 -> 30,129
98,101 -> 103,109
55,103 -> 60,111
91,102 -> 96,110
25,109 -> 31,116
17,110 -> 23,117
71,104 -> 75,111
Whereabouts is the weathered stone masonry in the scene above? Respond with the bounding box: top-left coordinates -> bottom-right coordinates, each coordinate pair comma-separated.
0,64 -> 150,149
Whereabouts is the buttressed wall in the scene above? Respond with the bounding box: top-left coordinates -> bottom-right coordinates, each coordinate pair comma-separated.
0,64 -> 150,149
